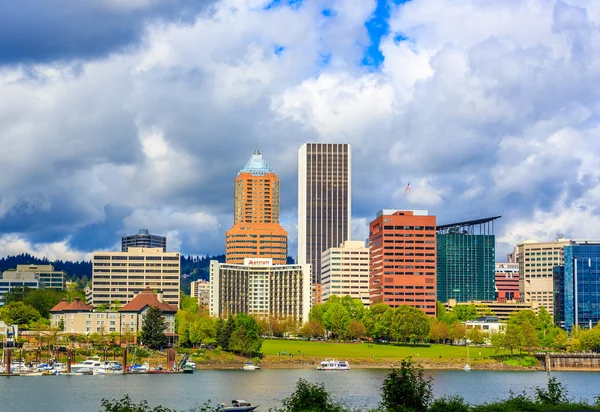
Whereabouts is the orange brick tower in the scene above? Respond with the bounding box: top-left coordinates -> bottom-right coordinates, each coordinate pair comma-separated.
225,149 -> 288,264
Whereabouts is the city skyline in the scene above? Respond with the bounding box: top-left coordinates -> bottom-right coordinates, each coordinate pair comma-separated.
1,0 -> 600,266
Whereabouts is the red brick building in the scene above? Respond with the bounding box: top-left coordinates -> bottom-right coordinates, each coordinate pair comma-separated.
369,210 -> 437,316
495,262 -> 520,302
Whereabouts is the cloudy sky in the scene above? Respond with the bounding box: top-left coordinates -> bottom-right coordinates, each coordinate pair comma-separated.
1,0 -> 599,262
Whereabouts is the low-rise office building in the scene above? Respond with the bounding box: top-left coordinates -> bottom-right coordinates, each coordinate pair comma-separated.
0,271 -> 45,304
92,247 -> 180,309
495,262 -> 520,301
210,258 -> 311,324
50,289 -> 176,340
5,264 -> 66,290
445,299 -> 539,321
321,240 -> 370,306
464,316 -> 506,335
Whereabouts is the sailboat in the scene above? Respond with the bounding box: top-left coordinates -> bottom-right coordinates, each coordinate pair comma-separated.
464,342 -> 471,371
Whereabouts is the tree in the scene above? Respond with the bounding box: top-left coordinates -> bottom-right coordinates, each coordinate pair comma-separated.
216,317 -> 235,350
111,300 -> 122,312
140,306 -> 168,349
346,319 -> 367,340
23,289 -> 62,318
389,305 -> 430,343
96,304 -> 108,312
228,314 -> 262,357
341,296 -> 364,320
363,303 -> 392,340
503,324 -> 523,355
521,320 -> 540,354
308,304 -> 326,324
379,358 -> 433,412
467,328 -> 485,345
450,322 -> 467,344
579,326 -> 600,352
452,304 -> 478,321
299,320 -> 325,339
278,379 -> 348,412
0,301 -> 42,325
323,303 -> 350,339
429,319 -> 450,344
58,318 -> 65,331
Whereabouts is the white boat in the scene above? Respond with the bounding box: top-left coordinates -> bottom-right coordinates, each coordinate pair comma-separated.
220,400 -> 258,411
316,359 -> 350,371
94,361 -> 123,375
71,357 -> 102,373
241,362 -> 260,371
129,362 -> 149,373
184,360 -> 197,370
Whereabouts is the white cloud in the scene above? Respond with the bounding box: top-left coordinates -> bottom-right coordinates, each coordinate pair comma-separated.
0,235 -> 92,261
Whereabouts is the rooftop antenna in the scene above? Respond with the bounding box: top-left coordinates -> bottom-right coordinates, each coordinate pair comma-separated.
254,144 -> 260,155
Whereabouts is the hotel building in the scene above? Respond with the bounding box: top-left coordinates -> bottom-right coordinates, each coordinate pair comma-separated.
122,229 -> 166,252
495,262 -> 520,302
436,217 -> 499,303
321,240 -> 370,306
298,143 -> 351,301
225,149 -> 288,265
518,238 -> 570,315
554,241 -> 600,331
369,210 -> 436,316
92,247 -> 180,309
210,258 -> 311,324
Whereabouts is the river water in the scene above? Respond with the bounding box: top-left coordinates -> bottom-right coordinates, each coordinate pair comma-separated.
1,369 -> 599,411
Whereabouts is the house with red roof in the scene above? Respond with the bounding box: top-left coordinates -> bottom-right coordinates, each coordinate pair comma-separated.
50,289 -> 177,344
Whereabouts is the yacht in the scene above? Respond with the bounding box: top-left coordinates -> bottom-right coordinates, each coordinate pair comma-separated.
316,359 -> 350,371
71,357 -> 102,374
241,362 -> 260,371
219,400 -> 258,411
94,361 -> 123,375
128,362 -> 149,373
184,360 -> 197,370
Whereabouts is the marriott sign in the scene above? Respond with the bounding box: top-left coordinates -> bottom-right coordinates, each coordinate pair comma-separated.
243,258 -> 273,266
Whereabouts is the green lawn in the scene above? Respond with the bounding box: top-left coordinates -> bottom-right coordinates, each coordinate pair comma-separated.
262,339 -> 498,360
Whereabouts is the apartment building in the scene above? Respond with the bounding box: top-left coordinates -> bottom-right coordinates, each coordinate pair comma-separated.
92,247 -> 180,308
210,258 -> 311,324
369,210 -> 436,316
321,240 -> 370,307
495,262 -> 520,301
518,238 -> 570,315
190,279 -> 211,309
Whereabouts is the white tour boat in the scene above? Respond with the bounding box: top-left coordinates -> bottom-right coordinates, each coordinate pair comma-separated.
241,362 -> 261,371
71,357 -> 103,374
316,359 -> 350,371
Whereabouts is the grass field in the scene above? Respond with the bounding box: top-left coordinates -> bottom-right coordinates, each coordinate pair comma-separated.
262,340 -> 499,360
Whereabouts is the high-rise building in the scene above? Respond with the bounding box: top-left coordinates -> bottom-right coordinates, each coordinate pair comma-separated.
495,262 -> 520,302
436,217 -> 500,303
122,229 -> 167,252
554,241 -> 600,331
210,258 -> 311,324
369,210 -> 437,316
321,240 -> 370,307
92,247 -> 180,308
518,238 -> 570,315
225,149 -> 288,265
298,143 -> 351,293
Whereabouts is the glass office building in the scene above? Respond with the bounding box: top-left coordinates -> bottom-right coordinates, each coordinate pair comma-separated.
555,242 -> 600,331
436,217 -> 499,303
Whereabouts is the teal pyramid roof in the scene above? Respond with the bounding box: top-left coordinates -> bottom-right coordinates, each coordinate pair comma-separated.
240,148 -> 273,175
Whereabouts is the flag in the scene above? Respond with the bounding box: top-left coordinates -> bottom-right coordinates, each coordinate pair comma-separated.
404,182 -> 410,196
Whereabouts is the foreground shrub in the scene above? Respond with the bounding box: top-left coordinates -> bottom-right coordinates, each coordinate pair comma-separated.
379,357 -> 433,412
428,395 -> 470,412
275,378 -> 349,412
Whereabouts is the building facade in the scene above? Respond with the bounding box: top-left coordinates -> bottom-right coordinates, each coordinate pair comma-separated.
495,262 -> 520,302
122,229 -> 167,252
518,238 -> 570,315
369,210 -> 436,316
321,240 -> 370,307
298,143 -> 351,295
190,279 -> 211,310
210,258 -> 311,324
445,299 -> 539,321
0,271 -> 45,304
436,217 -> 499,303
50,289 -> 176,339
225,149 -> 288,265
92,247 -> 180,309
9,264 -> 66,289
554,241 -> 600,331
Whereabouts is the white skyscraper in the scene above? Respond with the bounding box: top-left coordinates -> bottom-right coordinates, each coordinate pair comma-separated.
298,143 -> 351,302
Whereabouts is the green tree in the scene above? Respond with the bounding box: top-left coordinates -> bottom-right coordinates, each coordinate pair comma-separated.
299,320 -> 325,339
389,305 -> 430,343
467,328 -> 485,345
521,320 -> 540,354
429,319 -> 450,344
140,306 -> 168,349
435,301 -> 447,319
323,303 -> 350,339
450,322 -> 467,344
278,379 -> 348,412
57,318 -> 65,331
503,323 -> 523,355
111,299 -> 122,312
190,317 -> 216,346
0,301 -> 42,325
363,303 -> 392,340
216,317 -> 235,350
23,289 -> 62,318
579,326 -> 600,352
379,358 -> 433,412
228,314 -> 262,357
346,319 -> 367,340
340,295 -> 364,320
452,304 -> 478,321
308,304 -> 326,324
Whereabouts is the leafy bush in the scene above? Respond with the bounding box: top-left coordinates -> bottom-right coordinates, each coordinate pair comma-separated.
275,378 -> 349,412
428,396 -> 470,412
379,357 -> 433,412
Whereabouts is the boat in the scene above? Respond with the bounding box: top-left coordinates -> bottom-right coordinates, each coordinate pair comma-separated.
182,364 -> 194,374
184,360 -> 197,370
71,357 -> 103,373
219,400 -> 258,411
241,362 -> 260,371
94,361 -> 123,375
128,362 -> 149,373
316,359 -> 350,370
